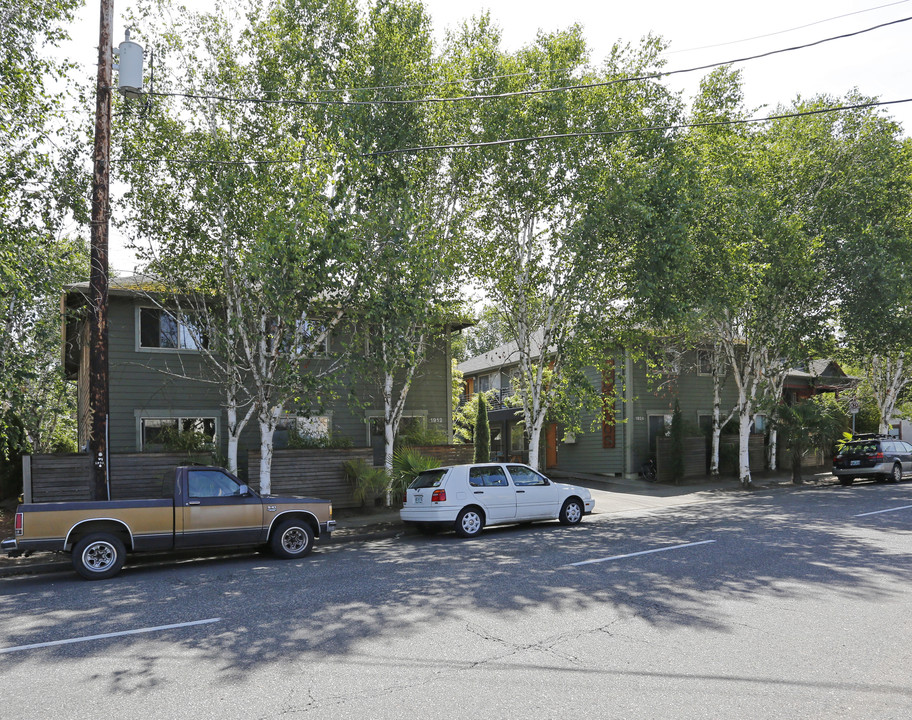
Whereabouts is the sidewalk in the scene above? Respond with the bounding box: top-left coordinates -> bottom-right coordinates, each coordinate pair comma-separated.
0,469 -> 835,579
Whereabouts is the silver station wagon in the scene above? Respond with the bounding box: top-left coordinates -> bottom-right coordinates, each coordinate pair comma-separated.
400,463 -> 595,537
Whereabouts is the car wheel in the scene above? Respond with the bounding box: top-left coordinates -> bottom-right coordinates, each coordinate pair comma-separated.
455,507 -> 484,538
838,476 -> 854,486
559,498 -> 584,525
892,464 -> 903,483
72,533 -> 126,580
270,519 -> 314,559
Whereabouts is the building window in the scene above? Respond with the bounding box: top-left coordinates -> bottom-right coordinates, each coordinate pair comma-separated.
141,417 -> 216,451
697,350 -> 713,376
275,414 -> 331,448
510,423 -> 525,453
476,374 -> 491,393
139,308 -> 204,350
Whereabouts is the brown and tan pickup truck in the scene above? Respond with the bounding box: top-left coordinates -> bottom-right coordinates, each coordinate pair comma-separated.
2,465 -> 334,580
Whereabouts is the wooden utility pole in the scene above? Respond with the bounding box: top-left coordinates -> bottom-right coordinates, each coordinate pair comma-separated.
89,0 -> 113,501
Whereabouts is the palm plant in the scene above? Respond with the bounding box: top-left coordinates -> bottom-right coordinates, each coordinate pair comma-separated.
773,400 -> 842,484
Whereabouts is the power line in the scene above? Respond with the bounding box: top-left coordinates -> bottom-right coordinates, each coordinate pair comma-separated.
669,0 -> 911,53
144,16 -> 912,108
113,96 -> 911,166
369,98 -> 911,156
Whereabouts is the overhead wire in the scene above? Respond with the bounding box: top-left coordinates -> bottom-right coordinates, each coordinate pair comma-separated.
142,15 -> 912,108
113,96 -> 912,165
669,0 -> 912,53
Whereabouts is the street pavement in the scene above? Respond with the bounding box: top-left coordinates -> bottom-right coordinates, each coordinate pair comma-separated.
0,469 -> 835,579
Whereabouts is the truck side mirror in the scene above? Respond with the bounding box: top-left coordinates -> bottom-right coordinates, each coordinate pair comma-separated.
237,484 -> 250,496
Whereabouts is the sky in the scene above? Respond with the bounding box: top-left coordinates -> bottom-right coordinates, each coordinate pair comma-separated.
61,0 -> 912,272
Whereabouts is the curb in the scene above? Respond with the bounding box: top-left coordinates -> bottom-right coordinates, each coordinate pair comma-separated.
0,520 -> 419,579
0,476 -> 837,579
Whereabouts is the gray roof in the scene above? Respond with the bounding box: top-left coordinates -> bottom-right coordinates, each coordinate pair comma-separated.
458,328 -> 553,374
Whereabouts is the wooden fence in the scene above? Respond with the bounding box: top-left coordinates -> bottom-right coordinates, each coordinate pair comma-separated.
24,453 -> 213,503
248,448 -> 374,510
656,436 -> 706,483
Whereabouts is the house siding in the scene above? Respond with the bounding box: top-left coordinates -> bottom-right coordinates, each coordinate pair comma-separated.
552,365 -> 626,475
461,348 -> 745,479
78,294 -> 453,472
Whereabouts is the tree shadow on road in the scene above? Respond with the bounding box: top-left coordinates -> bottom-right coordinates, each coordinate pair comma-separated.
1,482 -> 910,694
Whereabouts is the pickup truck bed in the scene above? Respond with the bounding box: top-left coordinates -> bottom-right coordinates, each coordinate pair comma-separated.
2,466 -> 334,579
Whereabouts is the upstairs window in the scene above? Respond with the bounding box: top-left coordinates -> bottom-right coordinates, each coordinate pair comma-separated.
139,308 -> 205,350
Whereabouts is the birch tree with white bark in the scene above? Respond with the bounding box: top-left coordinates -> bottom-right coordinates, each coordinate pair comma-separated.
684,68 -> 833,488
461,25 -> 685,469
118,0 -> 361,490
329,0 -> 471,499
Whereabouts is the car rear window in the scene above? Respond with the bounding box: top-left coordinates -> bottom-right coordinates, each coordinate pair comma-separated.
837,442 -> 879,456
410,469 -> 448,489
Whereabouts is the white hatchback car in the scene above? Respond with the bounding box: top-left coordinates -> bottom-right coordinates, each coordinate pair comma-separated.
400,463 -> 595,537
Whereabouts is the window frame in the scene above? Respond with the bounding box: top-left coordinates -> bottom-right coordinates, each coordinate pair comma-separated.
136,306 -> 206,353
137,413 -> 219,452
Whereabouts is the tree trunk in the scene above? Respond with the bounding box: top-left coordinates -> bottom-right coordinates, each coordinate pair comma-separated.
768,428 -> 778,473
258,419 -> 276,496
738,408 -> 752,488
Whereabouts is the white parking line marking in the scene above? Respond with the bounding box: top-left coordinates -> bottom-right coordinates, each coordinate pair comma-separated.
854,504 -> 912,518
570,540 -> 716,567
0,617 -> 222,655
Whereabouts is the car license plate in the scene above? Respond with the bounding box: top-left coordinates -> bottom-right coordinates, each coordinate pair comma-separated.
850,460 -> 861,466
414,494 -> 423,504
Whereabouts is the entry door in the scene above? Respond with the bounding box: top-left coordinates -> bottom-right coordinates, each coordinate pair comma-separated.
468,466 -> 516,522
545,424 -> 558,469
508,465 -> 559,520
177,469 -> 264,549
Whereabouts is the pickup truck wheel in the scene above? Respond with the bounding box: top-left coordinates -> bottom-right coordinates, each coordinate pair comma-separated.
271,519 -> 314,559
72,533 -> 126,580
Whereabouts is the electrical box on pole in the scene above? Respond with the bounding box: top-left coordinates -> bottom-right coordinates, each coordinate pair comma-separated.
114,29 -> 144,98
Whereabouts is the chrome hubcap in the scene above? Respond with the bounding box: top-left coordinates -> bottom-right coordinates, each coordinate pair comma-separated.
282,528 -> 307,553
83,541 -> 116,572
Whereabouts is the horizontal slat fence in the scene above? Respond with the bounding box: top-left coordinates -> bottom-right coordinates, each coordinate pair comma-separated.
248,448 -> 374,509
27,454 -> 92,502
25,452 -> 217,502
407,444 -> 475,466
656,437 -> 706,483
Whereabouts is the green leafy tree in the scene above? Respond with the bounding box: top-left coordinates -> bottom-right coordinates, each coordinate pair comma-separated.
773,400 -> 841,484
455,24 -> 685,470
117,0 -> 361,489
473,393 -> 490,462
1,0 -> 87,480
680,69 -> 838,488
334,0 -> 471,500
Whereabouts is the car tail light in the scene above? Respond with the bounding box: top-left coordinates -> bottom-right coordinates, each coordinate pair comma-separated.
403,491 -> 408,504
431,489 -> 446,503
870,452 -> 884,460
15,512 -> 23,535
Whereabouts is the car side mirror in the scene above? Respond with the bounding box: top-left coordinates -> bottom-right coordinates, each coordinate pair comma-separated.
237,484 -> 250,496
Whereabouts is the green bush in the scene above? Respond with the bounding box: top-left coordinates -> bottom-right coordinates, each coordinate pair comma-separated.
287,427 -> 353,449
669,400 -> 685,484
342,458 -> 389,506
474,394 -> 490,463
397,424 -> 448,448
391,447 -> 441,498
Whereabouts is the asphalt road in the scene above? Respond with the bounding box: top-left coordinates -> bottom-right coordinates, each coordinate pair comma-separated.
1,481 -> 910,719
